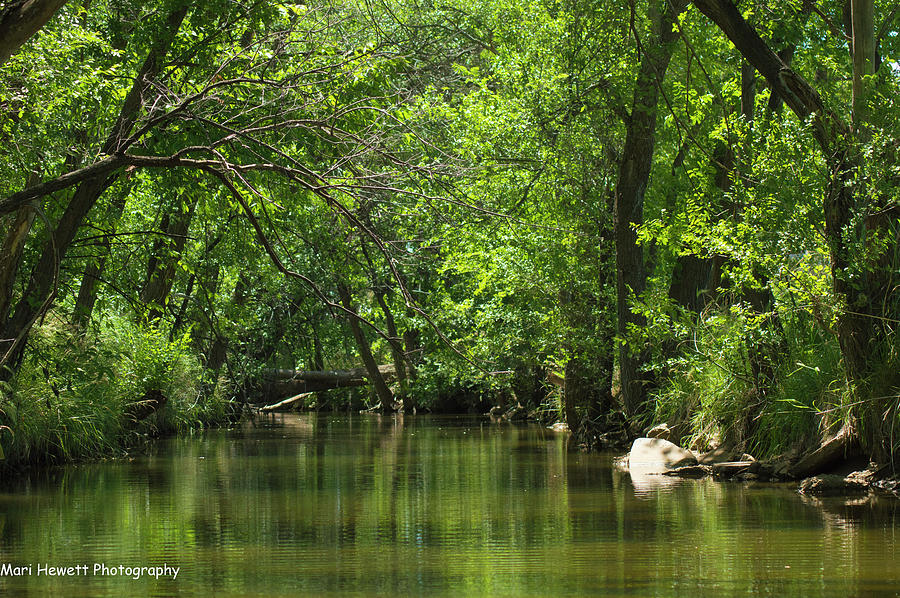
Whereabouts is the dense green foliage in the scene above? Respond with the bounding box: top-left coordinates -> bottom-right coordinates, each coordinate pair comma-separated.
1,0 -> 898,468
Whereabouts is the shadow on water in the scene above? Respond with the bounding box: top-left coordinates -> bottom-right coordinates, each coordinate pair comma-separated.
1,413 -> 899,596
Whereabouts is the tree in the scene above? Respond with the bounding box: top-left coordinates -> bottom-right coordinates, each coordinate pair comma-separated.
691,0 -> 900,456
615,0 -> 689,422
0,0 -> 451,375
0,0 -> 68,68
1,0 -> 190,369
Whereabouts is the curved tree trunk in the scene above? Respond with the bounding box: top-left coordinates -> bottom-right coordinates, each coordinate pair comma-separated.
0,172 -> 40,325
141,196 -> 197,322
0,3 -> 190,370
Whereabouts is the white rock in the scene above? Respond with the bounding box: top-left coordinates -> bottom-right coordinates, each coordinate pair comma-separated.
628,437 -> 697,472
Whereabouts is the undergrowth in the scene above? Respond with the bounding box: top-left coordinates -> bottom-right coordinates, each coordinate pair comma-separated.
652,308 -> 851,459
0,314 -> 233,470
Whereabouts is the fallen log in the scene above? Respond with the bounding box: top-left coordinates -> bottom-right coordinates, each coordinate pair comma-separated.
263,364 -> 395,383
259,392 -> 315,412
253,365 -> 398,403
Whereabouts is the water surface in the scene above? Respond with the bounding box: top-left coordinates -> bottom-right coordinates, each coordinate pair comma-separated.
1,414 -> 899,596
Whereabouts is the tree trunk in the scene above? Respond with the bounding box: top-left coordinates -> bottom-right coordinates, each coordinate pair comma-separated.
311,325 -> 324,371
72,189 -> 129,326
337,283 -> 394,411
0,0 -> 68,68
1,174 -> 110,367
141,196 -> 197,322
666,138 -> 731,314
668,254 -> 722,312
615,0 -> 688,420
374,290 -> 409,397
0,3 -> 190,369
563,356 -> 595,436
0,172 -> 40,324
169,272 -> 195,338
402,327 -> 420,379
851,0 -> 875,133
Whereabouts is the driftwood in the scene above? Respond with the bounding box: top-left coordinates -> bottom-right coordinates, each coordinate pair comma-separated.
259,392 -> 314,412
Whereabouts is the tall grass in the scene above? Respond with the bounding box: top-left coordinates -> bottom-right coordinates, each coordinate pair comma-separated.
0,314 -> 233,470
652,308 -> 850,458
853,338 -> 900,465
750,314 -> 845,457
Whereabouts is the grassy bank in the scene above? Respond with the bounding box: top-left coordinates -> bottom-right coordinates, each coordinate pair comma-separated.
651,305 -> 900,462
0,315 -> 236,471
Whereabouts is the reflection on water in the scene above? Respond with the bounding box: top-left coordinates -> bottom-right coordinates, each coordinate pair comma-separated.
1,414 -> 900,596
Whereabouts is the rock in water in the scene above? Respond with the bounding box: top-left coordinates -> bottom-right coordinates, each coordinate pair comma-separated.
645,423 -> 671,440
798,474 -> 868,496
628,438 -> 697,473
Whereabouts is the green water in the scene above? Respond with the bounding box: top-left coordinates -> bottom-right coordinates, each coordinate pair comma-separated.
1,414 -> 899,597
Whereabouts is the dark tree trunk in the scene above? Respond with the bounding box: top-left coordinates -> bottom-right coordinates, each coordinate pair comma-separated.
72,189 -> 129,326
337,283 -> 394,412
141,196 -> 197,322
563,356 -> 595,435
0,0 -> 68,67
668,255 -> 723,313
851,0 -> 875,131
0,174 -> 39,325
403,326 -> 420,379
374,290 -> 409,398
311,324 -> 324,371
169,273 -> 195,338
615,0 -> 688,421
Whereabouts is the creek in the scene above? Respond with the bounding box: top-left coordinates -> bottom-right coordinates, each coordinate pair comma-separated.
1,414 -> 899,596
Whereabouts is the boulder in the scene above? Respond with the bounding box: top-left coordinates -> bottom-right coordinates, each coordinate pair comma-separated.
645,423 -> 671,440
788,426 -> 857,479
628,438 -> 697,473
798,474 -> 868,496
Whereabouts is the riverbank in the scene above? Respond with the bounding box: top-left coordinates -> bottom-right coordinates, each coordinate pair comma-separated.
621,432 -> 900,498
0,317 -> 236,472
